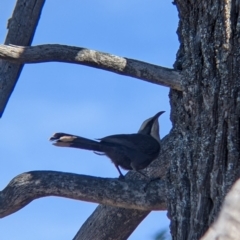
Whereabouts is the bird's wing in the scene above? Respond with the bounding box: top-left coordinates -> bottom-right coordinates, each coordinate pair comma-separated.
100,134 -> 139,149
100,134 -> 160,157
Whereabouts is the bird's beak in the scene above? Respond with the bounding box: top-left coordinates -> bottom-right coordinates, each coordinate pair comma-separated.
152,111 -> 165,120
49,133 -> 59,141
49,133 -> 68,142
137,111 -> 165,134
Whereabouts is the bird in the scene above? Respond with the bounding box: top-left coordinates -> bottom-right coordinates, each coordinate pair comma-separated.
49,111 -> 165,178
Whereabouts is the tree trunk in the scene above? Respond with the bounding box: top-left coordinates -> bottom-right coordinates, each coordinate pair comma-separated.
168,1 -> 240,239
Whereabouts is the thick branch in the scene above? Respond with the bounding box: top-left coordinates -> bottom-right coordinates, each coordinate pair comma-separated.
0,44 -> 182,91
74,131 -> 176,240
0,0 -> 45,118
0,171 -> 166,219
201,179 -> 240,240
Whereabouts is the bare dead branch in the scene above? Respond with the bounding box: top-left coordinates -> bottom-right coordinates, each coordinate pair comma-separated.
74,131 -> 175,240
201,179 -> 240,240
0,44 -> 182,91
0,171 -> 166,219
0,0 -> 45,118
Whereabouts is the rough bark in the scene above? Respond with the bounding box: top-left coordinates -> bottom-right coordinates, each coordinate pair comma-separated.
0,44 -> 182,91
0,0 -> 45,118
167,1 -> 240,239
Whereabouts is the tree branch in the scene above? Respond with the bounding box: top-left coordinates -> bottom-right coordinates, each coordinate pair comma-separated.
0,0 -> 45,118
0,44 -> 182,91
0,171 -> 166,219
201,179 -> 240,240
74,131 -> 176,240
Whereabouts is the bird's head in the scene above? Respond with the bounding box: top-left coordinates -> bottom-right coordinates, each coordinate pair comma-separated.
138,111 -> 165,142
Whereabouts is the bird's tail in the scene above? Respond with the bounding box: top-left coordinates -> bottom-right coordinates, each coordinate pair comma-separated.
49,132 -> 103,152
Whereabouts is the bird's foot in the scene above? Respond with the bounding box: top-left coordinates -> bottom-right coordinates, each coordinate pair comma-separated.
118,174 -> 125,180
149,177 -> 161,182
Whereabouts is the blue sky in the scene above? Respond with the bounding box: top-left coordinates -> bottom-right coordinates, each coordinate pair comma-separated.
0,1 -> 178,239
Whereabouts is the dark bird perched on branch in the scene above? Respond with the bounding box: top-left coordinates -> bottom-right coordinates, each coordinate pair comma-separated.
49,111 -> 165,178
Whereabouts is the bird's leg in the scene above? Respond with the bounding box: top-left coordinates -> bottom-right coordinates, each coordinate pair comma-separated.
115,164 -> 125,179
131,163 -> 150,179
